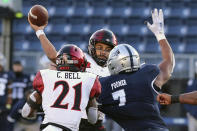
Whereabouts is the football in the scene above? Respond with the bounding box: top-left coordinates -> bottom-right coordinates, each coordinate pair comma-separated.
28,5 -> 48,26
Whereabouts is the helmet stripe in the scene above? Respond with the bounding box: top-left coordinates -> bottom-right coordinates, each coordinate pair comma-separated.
124,45 -> 133,68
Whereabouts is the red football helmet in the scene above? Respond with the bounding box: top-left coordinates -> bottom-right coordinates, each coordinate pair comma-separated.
88,29 -> 118,66
56,44 -> 87,72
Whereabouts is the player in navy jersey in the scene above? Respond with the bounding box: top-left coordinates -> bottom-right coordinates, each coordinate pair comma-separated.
98,9 -> 175,131
0,53 -> 13,131
9,61 -> 31,106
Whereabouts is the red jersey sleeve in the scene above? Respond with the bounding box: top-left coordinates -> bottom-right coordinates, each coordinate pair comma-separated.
86,62 -> 91,68
33,71 -> 44,94
90,77 -> 101,99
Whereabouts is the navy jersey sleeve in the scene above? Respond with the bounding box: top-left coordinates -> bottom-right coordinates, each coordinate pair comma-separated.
97,77 -> 105,104
97,76 -> 113,105
143,64 -> 160,83
9,99 -> 25,120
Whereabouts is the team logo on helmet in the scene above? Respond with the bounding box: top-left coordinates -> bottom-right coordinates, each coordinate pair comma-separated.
107,44 -> 140,75
56,44 -> 87,72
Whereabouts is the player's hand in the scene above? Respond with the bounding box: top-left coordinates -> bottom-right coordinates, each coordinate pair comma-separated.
28,16 -> 47,32
146,8 -> 166,41
98,111 -> 105,120
157,93 -> 171,105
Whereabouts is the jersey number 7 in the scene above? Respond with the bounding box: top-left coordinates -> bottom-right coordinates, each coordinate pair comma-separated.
112,89 -> 126,106
51,80 -> 82,111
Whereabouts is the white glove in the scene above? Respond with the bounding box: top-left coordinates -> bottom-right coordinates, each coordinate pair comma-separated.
146,8 -> 166,41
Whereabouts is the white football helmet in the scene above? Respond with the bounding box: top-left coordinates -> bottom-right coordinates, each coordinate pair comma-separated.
107,44 -> 140,75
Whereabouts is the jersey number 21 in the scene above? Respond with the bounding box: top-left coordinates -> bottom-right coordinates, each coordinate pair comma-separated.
51,80 -> 82,111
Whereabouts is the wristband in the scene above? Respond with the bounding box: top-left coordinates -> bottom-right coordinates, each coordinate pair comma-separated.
171,95 -> 180,103
36,30 -> 45,39
155,33 -> 166,41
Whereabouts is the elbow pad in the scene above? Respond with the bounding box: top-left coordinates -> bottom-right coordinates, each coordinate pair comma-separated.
22,103 -> 31,118
87,107 -> 98,124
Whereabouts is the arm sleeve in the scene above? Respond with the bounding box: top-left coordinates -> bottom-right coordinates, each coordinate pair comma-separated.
90,77 -> 101,99
33,71 -> 44,94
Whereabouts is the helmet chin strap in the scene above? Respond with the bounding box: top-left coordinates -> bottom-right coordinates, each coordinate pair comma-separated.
95,57 -> 107,67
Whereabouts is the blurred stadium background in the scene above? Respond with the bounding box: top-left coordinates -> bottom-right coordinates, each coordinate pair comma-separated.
1,0 -> 197,131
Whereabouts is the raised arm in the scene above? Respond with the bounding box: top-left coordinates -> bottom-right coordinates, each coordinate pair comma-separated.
155,39 -> 174,87
146,9 -> 175,88
28,17 -> 57,63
